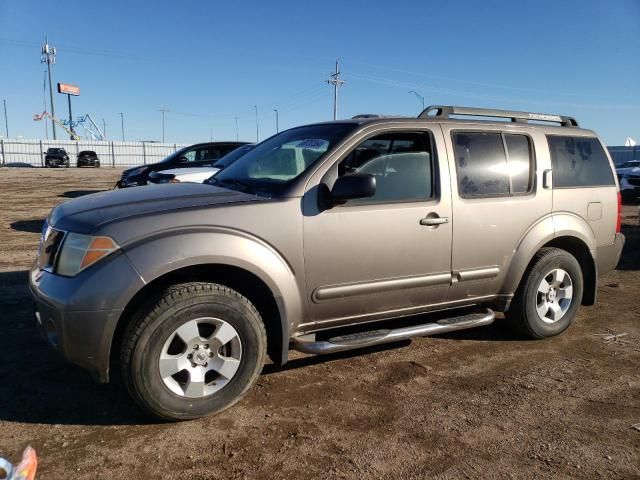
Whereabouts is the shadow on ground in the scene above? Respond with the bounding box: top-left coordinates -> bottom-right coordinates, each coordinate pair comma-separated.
0,270 -> 153,426
10,219 -> 44,234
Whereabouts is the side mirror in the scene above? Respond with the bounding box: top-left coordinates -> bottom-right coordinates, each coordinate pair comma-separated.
330,173 -> 376,204
177,156 -> 189,164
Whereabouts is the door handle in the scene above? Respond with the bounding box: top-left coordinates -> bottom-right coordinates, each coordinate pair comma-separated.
420,215 -> 449,226
543,169 -> 552,189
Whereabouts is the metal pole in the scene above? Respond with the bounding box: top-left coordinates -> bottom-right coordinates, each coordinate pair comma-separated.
43,71 -> 49,139
39,140 -> 44,167
67,94 -> 74,140
274,108 -> 279,133
102,118 -> 106,139
119,112 -> 124,141
210,127 -> 213,141
1,139 -> 5,167
111,141 -> 115,167
142,141 -> 146,165
158,109 -> 168,143
327,59 -> 344,121
234,117 -> 239,141
254,105 -> 259,142
2,99 -> 8,138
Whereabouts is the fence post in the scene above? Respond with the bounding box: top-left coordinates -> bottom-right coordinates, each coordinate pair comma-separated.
111,141 -> 115,168
39,140 -> 44,167
1,139 -> 5,167
142,142 -> 146,165
174,143 -> 177,152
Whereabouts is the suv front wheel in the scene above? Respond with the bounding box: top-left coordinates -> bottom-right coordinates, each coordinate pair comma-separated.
120,282 -> 267,421
507,247 -> 584,339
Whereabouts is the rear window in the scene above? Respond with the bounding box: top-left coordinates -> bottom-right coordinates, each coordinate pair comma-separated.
547,136 -> 615,187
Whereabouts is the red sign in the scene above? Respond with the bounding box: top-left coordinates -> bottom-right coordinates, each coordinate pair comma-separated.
57,83 -> 80,96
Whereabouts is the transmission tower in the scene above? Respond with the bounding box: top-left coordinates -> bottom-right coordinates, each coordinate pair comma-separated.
41,36 -> 57,139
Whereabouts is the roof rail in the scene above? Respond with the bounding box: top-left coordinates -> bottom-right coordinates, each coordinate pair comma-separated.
351,114 -> 402,119
418,105 -> 579,127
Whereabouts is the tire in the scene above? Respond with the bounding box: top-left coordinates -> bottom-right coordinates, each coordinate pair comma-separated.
120,282 -> 267,421
507,247 -> 583,339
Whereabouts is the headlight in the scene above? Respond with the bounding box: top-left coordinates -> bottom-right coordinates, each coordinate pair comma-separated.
56,233 -> 119,277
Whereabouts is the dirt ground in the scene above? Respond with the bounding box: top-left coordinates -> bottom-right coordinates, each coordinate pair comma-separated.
0,167 -> 638,479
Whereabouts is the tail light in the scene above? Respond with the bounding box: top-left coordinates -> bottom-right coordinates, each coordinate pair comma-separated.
616,191 -> 622,233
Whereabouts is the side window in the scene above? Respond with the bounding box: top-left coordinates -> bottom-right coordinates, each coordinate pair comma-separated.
197,147 -> 223,162
452,132 -> 533,198
337,132 -> 433,204
182,149 -> 197,162
547,136 -> 615,187
504,134 -> 533,194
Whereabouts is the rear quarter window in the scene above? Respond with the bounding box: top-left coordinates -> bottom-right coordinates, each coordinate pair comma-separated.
547,136 -> 615,187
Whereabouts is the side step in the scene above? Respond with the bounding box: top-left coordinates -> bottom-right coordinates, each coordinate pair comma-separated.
292,308 -> 495,354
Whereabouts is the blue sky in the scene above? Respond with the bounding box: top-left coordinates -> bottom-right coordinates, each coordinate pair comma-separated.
1,0 -> 639,144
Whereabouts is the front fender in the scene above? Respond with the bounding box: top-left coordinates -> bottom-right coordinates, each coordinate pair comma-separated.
122,226 -> 304,346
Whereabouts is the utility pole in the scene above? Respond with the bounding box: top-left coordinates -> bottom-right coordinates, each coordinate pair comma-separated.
2,99 -> 8,138
158,108 -> 168,142
408,90 -> 425,111
327,59 -> 345,120
254,105 -> 259,142
102,118 -> 106,139
234,117 -> 239,141
43,70 -> 49,139
41,36 -> 57,140
119,112 -> 124,141
210,127 -> 213,141
273,108 -> 279,133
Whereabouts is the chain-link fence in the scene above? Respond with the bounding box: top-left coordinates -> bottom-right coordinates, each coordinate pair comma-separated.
0,139 -> 187,167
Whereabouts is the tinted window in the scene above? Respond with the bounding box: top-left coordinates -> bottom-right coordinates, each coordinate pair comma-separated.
453,133 -> 509,197
547,136 -> 615,187
504,134 -> 533,193
338,132 -> 433,204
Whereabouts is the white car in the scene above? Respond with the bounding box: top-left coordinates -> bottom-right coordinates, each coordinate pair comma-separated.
616,160 -> 640,178
147,144 -> 255,185
619,166 -> 640,201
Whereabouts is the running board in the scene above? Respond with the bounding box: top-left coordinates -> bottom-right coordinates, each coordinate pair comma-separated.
292,308 -> 495,354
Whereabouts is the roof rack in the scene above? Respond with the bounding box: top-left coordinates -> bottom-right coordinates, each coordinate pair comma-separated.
351,114 -> 402,119
418,105 -> 579,127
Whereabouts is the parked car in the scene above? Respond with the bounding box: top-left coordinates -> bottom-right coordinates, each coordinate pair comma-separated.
116,142 -> 248,188
615,160 -> 640,178
619,167 -> 640,201
30,105 -> 624,420
76,150 -> 100,168
148,144 -> 255,185
44,148 -> 70,168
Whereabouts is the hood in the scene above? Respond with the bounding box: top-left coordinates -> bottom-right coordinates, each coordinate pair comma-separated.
50,182 -> 263,233
159,167 -> 220,176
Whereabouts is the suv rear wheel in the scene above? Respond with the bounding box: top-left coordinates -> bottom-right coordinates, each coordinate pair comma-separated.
507,247 -> 583,339
120,282 -> 267,421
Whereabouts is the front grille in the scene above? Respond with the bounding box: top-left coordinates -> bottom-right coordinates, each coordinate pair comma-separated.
627,176 -> 640,187
37,223 -> 66,271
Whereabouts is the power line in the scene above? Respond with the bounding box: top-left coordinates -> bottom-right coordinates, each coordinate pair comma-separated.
327,59 -> 345,120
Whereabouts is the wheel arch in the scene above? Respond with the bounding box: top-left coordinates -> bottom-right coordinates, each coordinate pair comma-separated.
111,263 -> 290,381
501,214 -> 597,307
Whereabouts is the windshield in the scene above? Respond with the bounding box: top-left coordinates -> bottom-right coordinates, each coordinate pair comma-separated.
212,123 -> 356,196
620,161 -> 640,168
47,148 -> 65,154
160,146 -> 190,163
212,144 -> 255,169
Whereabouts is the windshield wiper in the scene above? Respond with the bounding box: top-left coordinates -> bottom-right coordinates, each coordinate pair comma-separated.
209,177 -> 256,194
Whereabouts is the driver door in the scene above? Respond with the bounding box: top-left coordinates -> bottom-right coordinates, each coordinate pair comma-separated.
302,128 -> 453,326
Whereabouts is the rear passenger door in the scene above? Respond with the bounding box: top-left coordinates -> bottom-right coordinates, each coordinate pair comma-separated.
442,125 -> 552,302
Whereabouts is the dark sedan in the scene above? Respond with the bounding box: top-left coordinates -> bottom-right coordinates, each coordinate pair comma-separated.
77,150 -> 100,168
116,141 -> 249,188
44,148 -> 70,168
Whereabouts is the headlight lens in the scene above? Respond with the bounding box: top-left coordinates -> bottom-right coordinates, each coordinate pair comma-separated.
56,233 -> 119,276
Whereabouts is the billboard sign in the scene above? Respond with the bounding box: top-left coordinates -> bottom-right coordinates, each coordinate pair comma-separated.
57,83 -> 80,96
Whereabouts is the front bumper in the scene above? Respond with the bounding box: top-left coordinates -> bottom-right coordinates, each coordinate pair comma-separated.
29,251 -> 145,382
